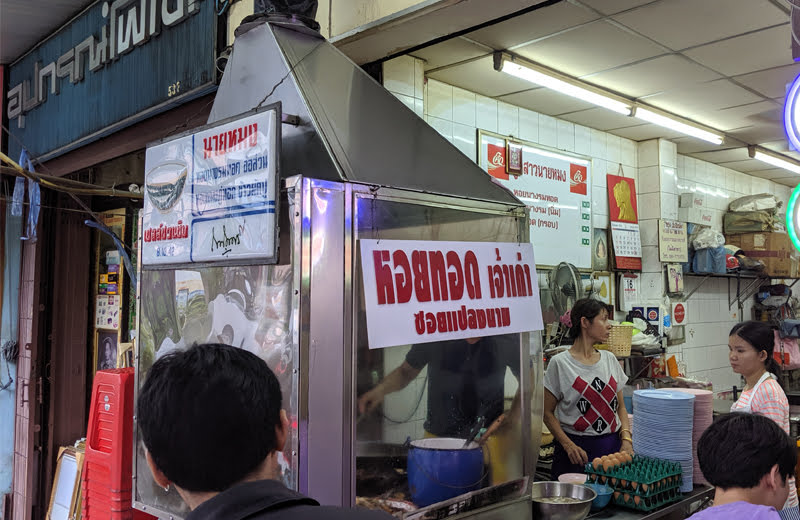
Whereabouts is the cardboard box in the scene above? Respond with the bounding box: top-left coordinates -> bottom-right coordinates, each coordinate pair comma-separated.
679,207 -> 713,226
679,192 -> 707,209
726,232 -> 800,277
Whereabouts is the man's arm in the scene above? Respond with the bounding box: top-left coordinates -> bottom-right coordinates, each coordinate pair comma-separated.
357,361 -> 422,414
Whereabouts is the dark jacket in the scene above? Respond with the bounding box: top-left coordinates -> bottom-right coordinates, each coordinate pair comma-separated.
186,479 -> 393,520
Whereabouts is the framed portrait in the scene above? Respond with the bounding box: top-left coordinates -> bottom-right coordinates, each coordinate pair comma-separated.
592,272 -> 614,306
46,446 -> 84,520
592,228 -> 609,271
95,330 -> 118,373
666,263 -> 685,294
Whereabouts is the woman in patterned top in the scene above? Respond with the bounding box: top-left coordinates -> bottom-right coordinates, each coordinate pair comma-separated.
729,320 -> 798,520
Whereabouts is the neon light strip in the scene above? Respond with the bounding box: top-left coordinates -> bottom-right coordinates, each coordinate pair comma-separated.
785,73 -> 800,152
787,184 -> 800,253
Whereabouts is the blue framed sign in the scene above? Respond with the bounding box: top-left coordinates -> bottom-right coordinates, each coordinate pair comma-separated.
141,105 -> 281,267
6,0 -> 218,161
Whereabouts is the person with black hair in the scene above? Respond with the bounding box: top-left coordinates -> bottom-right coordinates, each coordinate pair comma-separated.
137,343 -> 391,520
543,298 -> 632,479
728,321 -> 799,519
687,412 -> 796,519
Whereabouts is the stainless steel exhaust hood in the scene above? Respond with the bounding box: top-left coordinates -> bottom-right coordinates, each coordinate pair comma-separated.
208,16 -> 520,205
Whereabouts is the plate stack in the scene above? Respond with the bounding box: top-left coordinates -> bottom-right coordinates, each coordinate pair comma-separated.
632,389 -> 695,492
670,389 -> 713,485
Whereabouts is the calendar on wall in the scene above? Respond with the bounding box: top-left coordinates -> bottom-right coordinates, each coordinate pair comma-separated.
607,174 -> 642,270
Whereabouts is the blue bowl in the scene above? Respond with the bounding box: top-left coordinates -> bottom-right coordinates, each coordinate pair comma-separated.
407,438 -> 484,507
585,483 -> 613,511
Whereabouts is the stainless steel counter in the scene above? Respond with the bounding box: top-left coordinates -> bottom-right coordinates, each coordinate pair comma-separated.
586,486 -> 714,520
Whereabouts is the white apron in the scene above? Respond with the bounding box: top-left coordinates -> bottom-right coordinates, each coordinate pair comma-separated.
730,371 -> 772,413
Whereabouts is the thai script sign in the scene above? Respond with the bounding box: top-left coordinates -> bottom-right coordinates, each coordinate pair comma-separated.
142,108 -> 279,266
360,240 -> 544,349
6,0 -> 216,161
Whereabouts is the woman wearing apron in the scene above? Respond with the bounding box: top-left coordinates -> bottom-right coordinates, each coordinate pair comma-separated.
545,298 -> 633,479
729,321 -> 798,520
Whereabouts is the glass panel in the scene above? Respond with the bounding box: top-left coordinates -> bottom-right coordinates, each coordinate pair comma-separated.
135,264 -> 296,517
354,196 -> 529,514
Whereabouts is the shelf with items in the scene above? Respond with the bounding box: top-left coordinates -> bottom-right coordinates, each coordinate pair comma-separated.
683,271 -> 786,311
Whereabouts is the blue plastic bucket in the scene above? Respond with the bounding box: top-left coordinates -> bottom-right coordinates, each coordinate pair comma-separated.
407,438 -> 485,507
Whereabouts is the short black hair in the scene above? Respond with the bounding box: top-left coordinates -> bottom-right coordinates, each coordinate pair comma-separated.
698,412 -> 795,490
730,320 -> 782,382
569,298 -> 609,340
137,343 -> 282,492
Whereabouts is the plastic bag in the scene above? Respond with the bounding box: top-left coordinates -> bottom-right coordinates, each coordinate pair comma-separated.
18,150 -> 40,242
723,210 -> 776,233
692,229 -> 725,249
728,193 -> 780,213
775,330 -> 800,370
11,177 -> 24,216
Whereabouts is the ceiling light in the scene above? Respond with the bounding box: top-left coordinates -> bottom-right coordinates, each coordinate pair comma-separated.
496,55 -> 632,115
634,107 -> 723,145
748,146 -> 800,175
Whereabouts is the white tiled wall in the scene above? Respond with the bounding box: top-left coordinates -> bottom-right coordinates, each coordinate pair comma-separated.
382,57 -> 797,406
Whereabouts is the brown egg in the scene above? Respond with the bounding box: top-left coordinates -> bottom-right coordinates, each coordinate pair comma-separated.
610,477 -> 617,486
634,496 -> 641,506
613,491 -> 621,500
592,457 -> 602,470
600,476 -> 607,484
642,483 -> 649,492
621,479 -> 628,488
623,493 -> 630,503
602,459 -> 614,472
631,481 -> 638,490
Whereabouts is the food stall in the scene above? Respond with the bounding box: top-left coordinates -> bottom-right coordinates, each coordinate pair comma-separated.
132,12 -> 544,520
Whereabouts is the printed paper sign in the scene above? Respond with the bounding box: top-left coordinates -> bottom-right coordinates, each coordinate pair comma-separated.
480,135 -> 592,268
142,109 -> 279,265
360,240 -> 544,349
658,219 -> 689,263
95,294 -> 120,330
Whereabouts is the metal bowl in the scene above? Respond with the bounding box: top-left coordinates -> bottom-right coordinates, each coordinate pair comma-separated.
531,481 -> 596,520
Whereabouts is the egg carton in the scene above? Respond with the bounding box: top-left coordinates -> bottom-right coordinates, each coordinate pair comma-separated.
610,486 -> 682,512
583,455 -> 683,498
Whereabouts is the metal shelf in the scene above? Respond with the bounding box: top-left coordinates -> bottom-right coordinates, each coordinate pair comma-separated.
683,272 -> 772,310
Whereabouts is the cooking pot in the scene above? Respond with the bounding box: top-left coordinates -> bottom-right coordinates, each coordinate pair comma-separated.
407,438 -> 484,507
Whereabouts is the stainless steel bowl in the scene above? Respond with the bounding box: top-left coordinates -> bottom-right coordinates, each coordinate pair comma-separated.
531,481 -> 596,520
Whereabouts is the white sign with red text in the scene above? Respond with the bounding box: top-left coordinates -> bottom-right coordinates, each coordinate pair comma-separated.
480,134 -> 592,269
360,239 -> 544,349
142,109 -> 278,265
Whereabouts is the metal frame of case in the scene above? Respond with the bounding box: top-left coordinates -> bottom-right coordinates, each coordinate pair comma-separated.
133,175 -> 544,518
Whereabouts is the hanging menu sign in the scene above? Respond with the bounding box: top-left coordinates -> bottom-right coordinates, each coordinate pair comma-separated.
360,240 -> 544,349
142,107 -> 280,266
607,174 -> 642,270
479,133 -> 592,268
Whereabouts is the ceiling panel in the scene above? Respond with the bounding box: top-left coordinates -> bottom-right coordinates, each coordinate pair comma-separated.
412,38 -> 490,71
674,137 -> 728,155
610,123 -> 685,141
557,107 -> 640,131
582,54 -> 722,98
497,88 -> 597,116
577,0 -> 655,16
642,79 -> 764,117
467,1 -> 599,51
611,0 -> 787,51
713,159 -> 774,172
514,20 -> 668,77
733,63 -> 800,99
692,148 -> 752,163
426,56 -> 534,97
696,100 -> 782,132
760,140 -> 800,159
740,167 -> 795,179
1,0 -> 90,63
774,176 -> 800,187
727,124 -> 792,144
683,25 -> 792,77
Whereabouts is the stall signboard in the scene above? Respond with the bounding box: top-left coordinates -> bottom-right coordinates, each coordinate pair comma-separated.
360,239 -> 544,349
142,108 -> 279,265
6,0 -> 217,161
479,132 -> 592,269
607,174 -> 642,270
658,219 -> 688,263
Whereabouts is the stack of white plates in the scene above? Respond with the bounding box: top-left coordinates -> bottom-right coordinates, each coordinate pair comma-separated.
632,389 -> 695,492
670,388 -> 714,485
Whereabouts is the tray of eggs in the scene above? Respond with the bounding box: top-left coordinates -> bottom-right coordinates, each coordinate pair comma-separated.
583,454 -> 683,512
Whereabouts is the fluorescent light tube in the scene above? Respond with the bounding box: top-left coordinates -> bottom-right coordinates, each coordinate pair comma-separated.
635,108 -> 723,145
500,61 -> 631,115
749,147 -> 800,175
